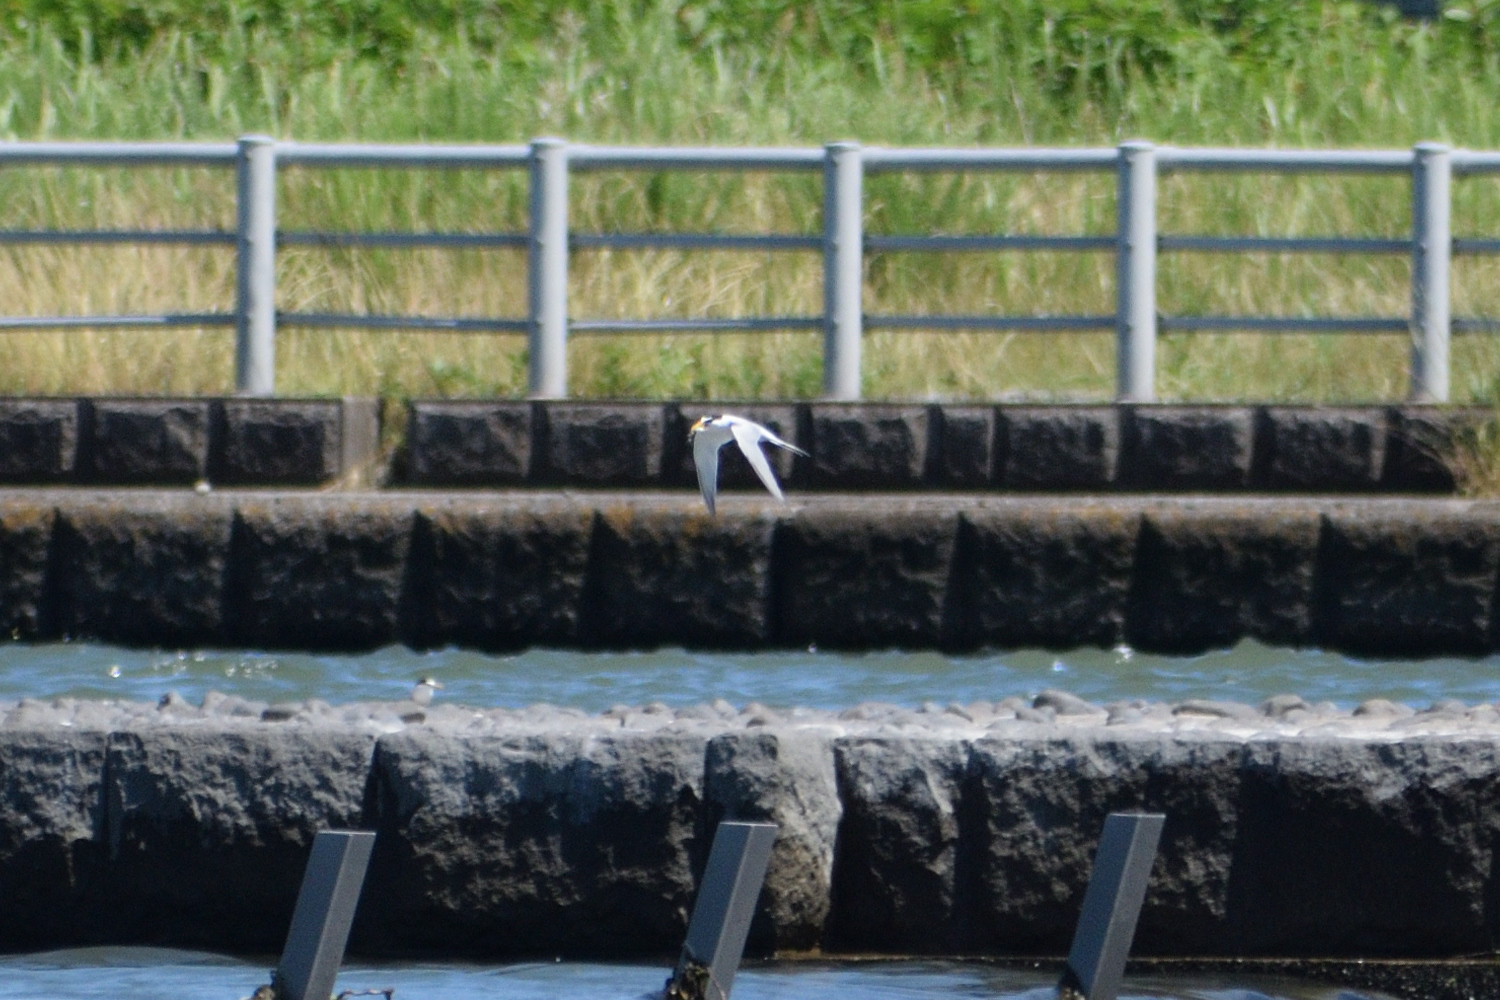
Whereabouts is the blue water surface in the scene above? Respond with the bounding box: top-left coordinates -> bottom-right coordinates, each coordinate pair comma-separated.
0,948 -> 1379,1000
0,638 -> 1495,711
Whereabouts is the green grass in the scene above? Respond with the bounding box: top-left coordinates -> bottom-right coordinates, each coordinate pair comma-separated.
4,0 -> 1500,403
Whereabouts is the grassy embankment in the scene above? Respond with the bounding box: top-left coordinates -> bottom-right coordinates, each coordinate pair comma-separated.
1,0 -> 1500,413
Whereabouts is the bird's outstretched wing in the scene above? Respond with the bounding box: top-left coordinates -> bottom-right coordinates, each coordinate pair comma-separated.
692,430 -> 722,515
758,425 -> 809,458
731,422 -> 786,500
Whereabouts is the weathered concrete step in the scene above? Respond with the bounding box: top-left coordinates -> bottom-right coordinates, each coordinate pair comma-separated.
0,397 -> 380,486
1,398 -> 1485,492
3,491 -> 1500,656
0,714 -> 1497,961
403,400 -> 1482,492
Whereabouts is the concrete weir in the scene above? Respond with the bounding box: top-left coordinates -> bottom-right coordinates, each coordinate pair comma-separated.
6,489 -> 1500,974
3,490 -> 1500,654
2,701 -> 1500,963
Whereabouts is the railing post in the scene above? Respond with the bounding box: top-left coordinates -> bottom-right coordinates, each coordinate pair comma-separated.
235,134 -> 277,396
529,137 -> 570,399
823,141 -> 863,400
1115,141 -> 1157,403
1411,141 -> 1452,403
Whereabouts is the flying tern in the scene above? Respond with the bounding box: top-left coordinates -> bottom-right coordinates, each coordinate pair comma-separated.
688,414 -> 809,515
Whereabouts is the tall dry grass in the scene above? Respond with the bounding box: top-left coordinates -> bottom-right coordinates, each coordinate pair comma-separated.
3,2 -> 1500,403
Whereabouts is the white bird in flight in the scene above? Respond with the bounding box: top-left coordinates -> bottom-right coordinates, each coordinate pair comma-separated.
688,414 -> 809,515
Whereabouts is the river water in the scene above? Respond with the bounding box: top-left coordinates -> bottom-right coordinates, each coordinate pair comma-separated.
0,637 -> 1496,711
0,948 -> 1380,1000
0,641 -> 1454,999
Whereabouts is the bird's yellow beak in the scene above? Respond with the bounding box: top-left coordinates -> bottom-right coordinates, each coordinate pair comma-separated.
688,416 -> 709,439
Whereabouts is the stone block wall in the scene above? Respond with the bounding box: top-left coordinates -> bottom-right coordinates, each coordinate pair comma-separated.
4,492 -> 1500,655
0,720 -> 1498,961
0,398 -> 1484,492
0,398 -> 379,486
403,401 -> 1489,493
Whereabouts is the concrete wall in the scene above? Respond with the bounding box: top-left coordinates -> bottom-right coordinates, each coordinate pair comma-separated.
0,398 -> 380,486
0,398 -> 1483,492
405,401 -> 1478,493
2,718 -> 1498,960
4,492 -> 1500,655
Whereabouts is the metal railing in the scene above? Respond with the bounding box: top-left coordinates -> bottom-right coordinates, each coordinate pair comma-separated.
2,136 -> 1498,401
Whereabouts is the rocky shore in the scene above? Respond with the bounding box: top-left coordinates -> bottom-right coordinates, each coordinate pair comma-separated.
3,690 -> 1500,961
8,685 -> 1500,739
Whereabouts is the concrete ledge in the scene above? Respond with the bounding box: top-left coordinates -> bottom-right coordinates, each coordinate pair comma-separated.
0,398 -> 380,487
999,406 -> 1118,490
402,401 -> 1491,493
1,398 -> 1490,492
214,399 -> 346,485
406,401 -> 533,485
805,404 -> 934,488
2,704 -> 1500,961
51,497 -> 234,647
83,399 -> 211,485
0,400 -> 78,482
1258,407 -> 1386,490
538,403 -> 669,486
1120,406 -> 1254,490
228,497 -> 412,650
5,492 -> 1500,655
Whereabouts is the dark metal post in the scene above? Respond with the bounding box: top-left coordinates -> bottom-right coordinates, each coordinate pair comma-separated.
667,821 -> 778,1000
1058,812 -> 1165,1000
277,830 -> 377,1000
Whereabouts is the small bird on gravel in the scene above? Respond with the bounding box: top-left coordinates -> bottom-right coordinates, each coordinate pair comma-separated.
688,414 -> 808,515
410,676 -> 443,706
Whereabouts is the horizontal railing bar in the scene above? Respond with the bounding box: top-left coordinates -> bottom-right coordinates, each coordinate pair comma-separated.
0,312 -> 234,330
867,314 -> 1115,331
1160,235 -> 1410,254
1453,317 -> 1500,333
0,229 -> 236,245
1452,151 -> 1500,174
0,230 -> 1444,256
279,312 -> 529,332
1,142 -> 1496,179
1161,315 -> 1409,333
0,141 -> 237,166
570,317 -> 821,333
276,142 -> 530,168
1157,148 -> 1414,173
863,148 -> 1118,171
867,234 -> 1115,252
1454,238 -> 1500,255
0,229 -> 1440,257
571,233 -> 821,251
568,146 -> 824,170
279,230 -> 527,249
